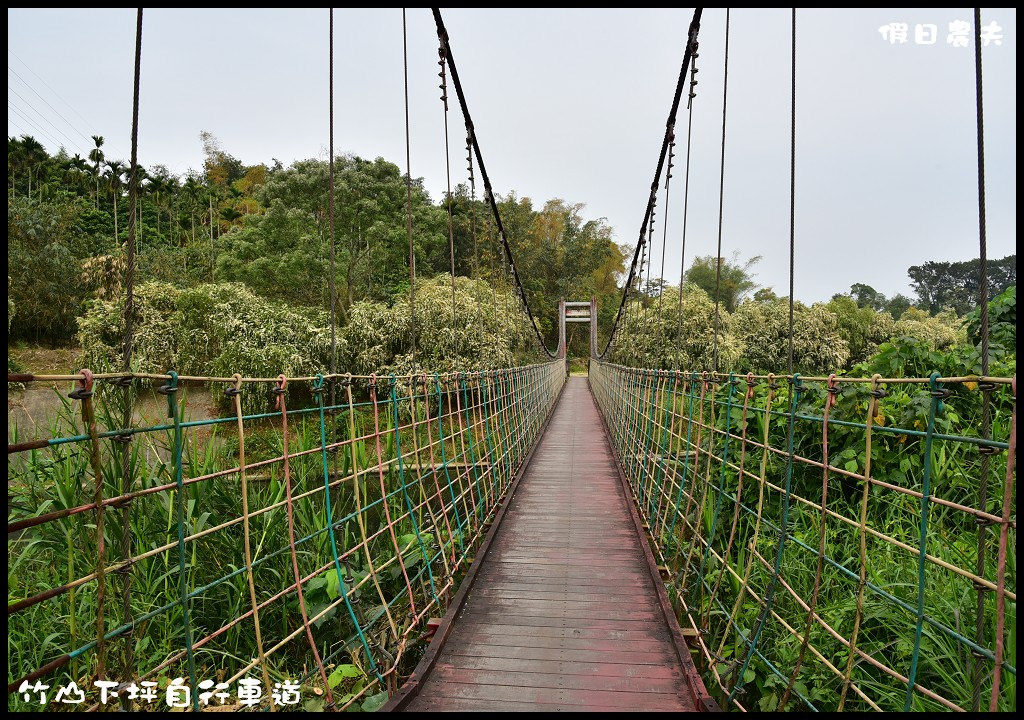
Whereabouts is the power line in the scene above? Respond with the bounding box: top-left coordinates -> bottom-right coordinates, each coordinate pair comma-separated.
6,116 -> 32,139
8,86 -> 86,154
8,86 -> 87,154
8,48 -> 127,157
7,102 -> 66,150
8,65 -> 97,150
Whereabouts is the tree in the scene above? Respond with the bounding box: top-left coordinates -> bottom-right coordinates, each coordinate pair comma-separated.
610,283 -> 739,370
105,160 -> 126,245
16,135 -> 47,198
826,294 -> 895,366
8,195 -> 103,340
885,293 -> 913,318
89,135 -> 105,207
908,255 -> 1016,315
215,155 -> 445,311
684,252 -> 761,313
849,282 -> 887,311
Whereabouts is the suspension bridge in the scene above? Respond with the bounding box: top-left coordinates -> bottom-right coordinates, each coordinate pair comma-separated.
7,7 -> 1016,714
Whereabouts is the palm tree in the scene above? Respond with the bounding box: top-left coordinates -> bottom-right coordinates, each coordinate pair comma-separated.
105,160 -> 126,245
134,165 -> 150,247
19,135 -> 46,198
147,176 -> 165,237
182,175 -> 202,245
89,136 -> 105,208
66,154 -> 91,194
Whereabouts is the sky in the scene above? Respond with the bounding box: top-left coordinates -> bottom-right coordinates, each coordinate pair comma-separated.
7,8 -> 1018,305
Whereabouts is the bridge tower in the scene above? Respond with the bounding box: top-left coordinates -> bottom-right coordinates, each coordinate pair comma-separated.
558,297 -> 598,359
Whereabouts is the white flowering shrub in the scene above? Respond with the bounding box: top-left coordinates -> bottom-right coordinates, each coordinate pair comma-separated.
894,307 -> 965,351
732,298 -> 850,375
340,274 -> 535,376
78,282 -> 333,385
609,284 -> 742,370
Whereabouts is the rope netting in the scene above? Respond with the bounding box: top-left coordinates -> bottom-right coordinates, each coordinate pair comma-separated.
7,361 -> 565,710
590,361 -> 1016,712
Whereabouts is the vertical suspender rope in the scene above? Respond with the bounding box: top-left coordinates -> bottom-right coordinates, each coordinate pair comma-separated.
971,8 -> 992,712
728,8 -> 796,701
329,8 -> 338,406
675,52 -> 698,369
645,199 -> 656,317
122,8 -> 142,372
787,8 -> 796,378
440,42 -> 458,363
118,10 -> 143,697
655,129 -> 675,366
402,9 -> 417,371
467,137 -> 485,359
711,9 -> 729,374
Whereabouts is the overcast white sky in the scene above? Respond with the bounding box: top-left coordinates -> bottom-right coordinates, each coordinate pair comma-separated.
7,8 -> 1017,304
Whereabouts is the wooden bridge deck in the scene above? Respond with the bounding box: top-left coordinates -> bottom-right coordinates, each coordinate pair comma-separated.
385,378 -> 714,712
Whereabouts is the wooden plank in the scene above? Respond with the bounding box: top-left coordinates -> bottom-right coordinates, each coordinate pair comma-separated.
428,665 -> 685,694
441,655 -> 682,679
411,679 -> 690,710
442,640 -> 678,664
441,623 -> 672,643
455,612 -> 666,631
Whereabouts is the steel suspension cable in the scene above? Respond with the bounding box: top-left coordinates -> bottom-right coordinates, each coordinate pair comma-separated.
432,7 -> 557,358
597,8 -> 703,358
